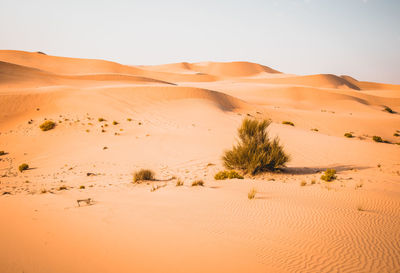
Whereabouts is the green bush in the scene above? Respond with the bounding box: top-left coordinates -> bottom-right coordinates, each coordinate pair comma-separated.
18,163 -> 29,172
282,121 -> 295,126
191,180 -> 204,187
176,179 -> 184,186
223,118 -> 290,175
344,133 -> 353,138
248,188 -> 257,199
214,170 -> 244,180
321,169 -> 337,182
39,120 -> 56,131
372,136 -> 383,143
133,169 -> 155,183
383,106 -> 394,113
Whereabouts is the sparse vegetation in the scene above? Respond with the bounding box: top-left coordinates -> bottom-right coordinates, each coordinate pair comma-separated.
300,181 -> 307,186
191,180 -> 204,187
383,106 -> 394,113
133,169 -> 155,183
321,168 -> 337,182
394,133 -> 400,137
39,120 -> 56,131
355,183 -> 363,189
127,118 -> 132,122
311,179 -> 316,185
176,179 -> 184,186
214,170 -> 244,180
372,136 -> 383,143
98,118 -> 106,122
344,133 -> 353,138
282,121 -> 295,126
248,188 -> 257,199
58,185 -> 68,191
311,128 -> 319,132
0,151 -> 5,156
40,189 -> 47,194
223,118 -> 290,175
18,163 -> 29,172
113,121 -> 119,125
79,185 -> 85,189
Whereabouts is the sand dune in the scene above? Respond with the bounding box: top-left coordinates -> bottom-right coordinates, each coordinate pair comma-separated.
142,61 -> 281,78
0,61 -> 174,88
245,74 -> 361,90
1,51 -> 400,273
341,75 -> 400,91
0,50 -> 219,83
190,61 -> 281,77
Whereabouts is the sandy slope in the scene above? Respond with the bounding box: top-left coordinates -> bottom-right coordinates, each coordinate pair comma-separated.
0,50 -> 399,273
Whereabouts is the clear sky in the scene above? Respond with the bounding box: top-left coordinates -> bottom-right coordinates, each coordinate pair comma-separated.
1,0 -> 399,84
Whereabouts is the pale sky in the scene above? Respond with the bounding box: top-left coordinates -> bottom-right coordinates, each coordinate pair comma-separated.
1,0 -> 399,84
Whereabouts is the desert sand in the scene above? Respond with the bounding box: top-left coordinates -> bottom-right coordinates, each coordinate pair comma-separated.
0,50 -> 399,273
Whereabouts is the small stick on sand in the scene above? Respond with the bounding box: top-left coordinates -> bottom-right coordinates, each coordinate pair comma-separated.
77,198 -> 92,207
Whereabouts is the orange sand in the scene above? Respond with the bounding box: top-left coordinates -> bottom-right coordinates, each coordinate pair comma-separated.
0,50 -> 399,273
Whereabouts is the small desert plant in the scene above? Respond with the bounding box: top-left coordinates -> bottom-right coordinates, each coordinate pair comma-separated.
40,189 -> 47,194
191,180 -> 204,187
394,133 -> 400,137
372,136 -> 383,143
176,179 -> 184,186
214,170 -> 244,180
58,185 -> 67,191
355,183 -> 363,189
127,118 -> 132,122
300,181 -> 307,186
344,133 -> 353,138
311,128 -> 319,132
39,120 -> 56,131
383,106 -> 394,113
0,151 -> 5,156
282,121 -> 295,126
321,169 -> 337,182
311,179 -> 316,185
98,118 -> 106,122
223,118 -> 289,175
79,185 -> 85,189
133,169 -> 155,183
112,121 -> 119,125
248,188 -> 257,199
18,163 -> 29,172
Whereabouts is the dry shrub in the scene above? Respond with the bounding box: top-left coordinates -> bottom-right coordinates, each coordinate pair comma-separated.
133,169 -> 155,183
223,119 -> 289,175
